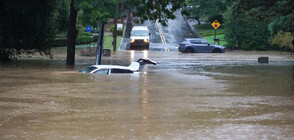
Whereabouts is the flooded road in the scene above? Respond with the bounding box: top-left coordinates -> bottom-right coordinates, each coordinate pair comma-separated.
0,49 -> 294,139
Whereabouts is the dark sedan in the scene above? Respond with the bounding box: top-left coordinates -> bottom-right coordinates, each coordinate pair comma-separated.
178,38 -> 225,53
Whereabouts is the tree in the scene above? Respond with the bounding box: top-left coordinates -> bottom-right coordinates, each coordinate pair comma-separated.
66,0 -> 78,65
186,0 -> 227,24
270,31 -> 294,55
66,0 -> 120,65
233,0 -> 294,34
65,0 -> 188,65
0,0 -> 57,61
129,0 -> 188,26
224,5 -> 271,50
54,0 -> 70,34
224,0 -> 294,50
112,4 -> 120,52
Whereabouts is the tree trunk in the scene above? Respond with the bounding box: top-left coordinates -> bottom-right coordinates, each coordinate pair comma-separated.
113,18 -> 117,52
66,0 -> 78,66
196,17 -> 201,25
121,0 -> 124,23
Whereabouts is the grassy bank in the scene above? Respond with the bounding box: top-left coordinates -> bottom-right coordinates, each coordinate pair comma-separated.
194,24 -> 227,46
202,34 -> 226,46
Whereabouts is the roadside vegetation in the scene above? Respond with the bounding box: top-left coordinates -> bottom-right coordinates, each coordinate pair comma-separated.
0,0 -> 187,65
56,35 -> 122,51
194,25 -> 226,46
186,0 -> 294,52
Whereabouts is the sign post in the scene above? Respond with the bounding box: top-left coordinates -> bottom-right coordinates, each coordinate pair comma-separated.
211,20 -> 221,44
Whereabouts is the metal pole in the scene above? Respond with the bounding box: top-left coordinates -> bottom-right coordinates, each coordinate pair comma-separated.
95,21 -> 105,65
214,29 -> 216,44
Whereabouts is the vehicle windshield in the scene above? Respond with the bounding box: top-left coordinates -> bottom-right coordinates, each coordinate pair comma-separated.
131,30 -> 148,36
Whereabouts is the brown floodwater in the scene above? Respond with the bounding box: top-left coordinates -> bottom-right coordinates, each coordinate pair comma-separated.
0,48 -> 294,139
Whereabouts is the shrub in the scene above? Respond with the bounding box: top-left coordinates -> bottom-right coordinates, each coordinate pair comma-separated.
51,38 -> 67,47
51,36 -> 93,47
224,9 -> 271,50
79,32 -> 92,36
76,36 -> 92,45
93,35 -> 99,42
110,26 -> 123,36
270,31 -> 294,51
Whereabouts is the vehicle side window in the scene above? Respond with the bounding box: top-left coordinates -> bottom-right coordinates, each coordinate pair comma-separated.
111,69 -> 134,73
80,66 -> 97,73
191,40 -> 201,44
94,69 -> 109,74
201,40 -> 209,44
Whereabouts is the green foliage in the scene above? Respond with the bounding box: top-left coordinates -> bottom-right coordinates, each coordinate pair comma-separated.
53,0 -> 70,34
194,25 -> 224,37
93,35 -> 99,42
110,26 -> 123,36
79,32 -> 92,36
51,36 -> 95,47
208,15 -> 224,24
268,15 -> 293,34
233,0 -> 294,34
129,0 -> 187,26
270,31 -> 294,50
202,34 -> 226,46
51,38 -> 68,47
186,0 -> 227,22
103,35 -> 122,51
0,0 -> 58,61
224,8 -> 271,50
76,36 -> 92,45
75,0 -> 120,26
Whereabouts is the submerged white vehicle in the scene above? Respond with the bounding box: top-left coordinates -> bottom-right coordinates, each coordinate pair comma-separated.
130,26 -> 150,50
79,58 -> 157,74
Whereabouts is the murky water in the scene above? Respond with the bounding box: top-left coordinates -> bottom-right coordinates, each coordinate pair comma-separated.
0,49 -> 294,139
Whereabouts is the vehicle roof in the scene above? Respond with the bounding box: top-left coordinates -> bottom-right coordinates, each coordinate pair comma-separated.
90,65 -> 129,69
184,38 -> 205,41
132,26 -> 148,30
89,62 -> 140,71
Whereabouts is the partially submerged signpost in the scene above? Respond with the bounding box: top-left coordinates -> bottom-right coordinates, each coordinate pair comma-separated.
211,20 -> 221,45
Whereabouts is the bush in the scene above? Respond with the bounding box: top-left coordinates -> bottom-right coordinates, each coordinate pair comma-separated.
79,32 -> 92,36
224,11 -> 271,50
76,36 -> 92,45
51,38 -> 67,47
110,26 -> 123,36
51,36 -> 93,47
93,35 -> 99,42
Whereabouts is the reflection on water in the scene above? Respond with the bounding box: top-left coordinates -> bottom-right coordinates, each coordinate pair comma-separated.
129,50 -> 149,62
0,50 -> 294,139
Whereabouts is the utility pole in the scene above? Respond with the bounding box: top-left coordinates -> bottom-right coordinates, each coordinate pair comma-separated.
95,21 -> 104,65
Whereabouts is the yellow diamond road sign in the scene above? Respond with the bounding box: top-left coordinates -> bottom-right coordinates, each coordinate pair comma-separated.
211,20 -> 221,29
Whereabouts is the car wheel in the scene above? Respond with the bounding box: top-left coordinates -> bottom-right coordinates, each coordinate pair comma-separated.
213,49 -> 221,53
185,48 -> 194,53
